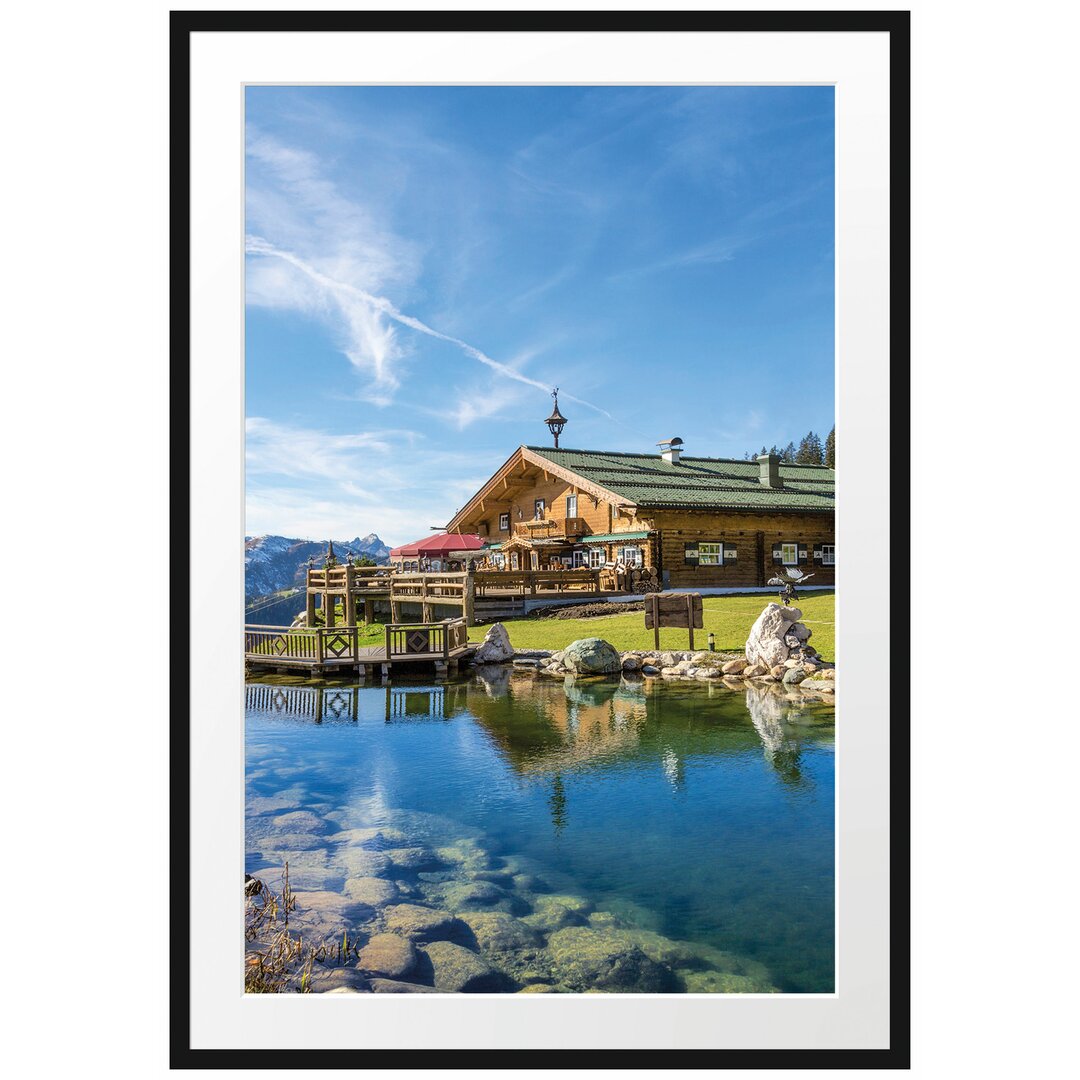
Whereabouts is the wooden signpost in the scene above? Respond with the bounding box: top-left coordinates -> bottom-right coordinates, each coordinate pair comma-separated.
644,591 -> 704,649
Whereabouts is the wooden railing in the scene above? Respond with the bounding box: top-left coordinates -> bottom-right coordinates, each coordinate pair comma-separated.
389,572 -> 467,603
244,624 -> 364,664
384,617 -> 469,660
307,566 -> 391,592
473,568 -> 602,596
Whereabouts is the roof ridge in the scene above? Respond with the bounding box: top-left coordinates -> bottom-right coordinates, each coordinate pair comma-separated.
526,445 -> 833,470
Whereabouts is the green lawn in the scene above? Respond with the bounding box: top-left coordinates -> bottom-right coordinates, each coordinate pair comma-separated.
468,591 -> 835,660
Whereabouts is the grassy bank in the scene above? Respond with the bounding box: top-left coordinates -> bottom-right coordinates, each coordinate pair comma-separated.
468,591 -> 835,660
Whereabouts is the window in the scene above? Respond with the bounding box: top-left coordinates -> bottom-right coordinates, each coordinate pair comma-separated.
821,544 -> 835,566
699,542 -> 724,566
781,542 -> 799,566
573,550 -> 586,567
588,547 -> 605,568
534,498 -> 546,520
566,494 -> 577,518
530,552 -> 539,570
511,552 -> 520,570
619,546 -> 643,567
499,513 -> 509,532
492,552 -> 505,568
561,556 -> 573,568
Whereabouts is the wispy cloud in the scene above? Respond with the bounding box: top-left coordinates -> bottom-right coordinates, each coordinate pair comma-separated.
246,235 -> 614,420
245,417 -> 419,481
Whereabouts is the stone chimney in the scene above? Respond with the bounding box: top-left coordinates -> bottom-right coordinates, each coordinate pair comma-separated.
756,452 -> 781,487
658,437 -> 684,464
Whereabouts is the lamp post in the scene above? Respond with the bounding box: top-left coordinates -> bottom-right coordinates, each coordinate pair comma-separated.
545,387 -> 568,448
708,632 -> 715,652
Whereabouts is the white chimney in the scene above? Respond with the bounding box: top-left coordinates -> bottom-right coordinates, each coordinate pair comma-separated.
658,437 -> 684,464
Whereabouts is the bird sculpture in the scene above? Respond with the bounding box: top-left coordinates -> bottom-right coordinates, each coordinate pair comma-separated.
767,565 -> 815,606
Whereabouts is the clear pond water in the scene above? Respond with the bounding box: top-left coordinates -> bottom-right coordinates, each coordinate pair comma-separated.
246,669 -> 835,993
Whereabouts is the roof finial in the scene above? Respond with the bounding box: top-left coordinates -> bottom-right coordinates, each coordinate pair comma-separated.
545,387 -> 568,449
325,540 -> 337,568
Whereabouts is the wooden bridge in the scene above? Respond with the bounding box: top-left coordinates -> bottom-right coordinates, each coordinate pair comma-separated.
244,616 -> 471,677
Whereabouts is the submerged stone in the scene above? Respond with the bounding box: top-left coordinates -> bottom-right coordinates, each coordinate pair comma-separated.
344,877 -> 400,907
457,911 -> 544,955
421,941 -> 509,993
357,933 -> 419,980
369,978 -> 441,994
383,903 -> 464,943
546,927 -> 681,993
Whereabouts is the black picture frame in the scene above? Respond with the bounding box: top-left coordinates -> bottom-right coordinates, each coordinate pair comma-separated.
171,8 -> 910,1069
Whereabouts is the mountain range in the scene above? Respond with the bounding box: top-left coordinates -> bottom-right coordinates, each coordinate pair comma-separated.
244,533 -> 391,601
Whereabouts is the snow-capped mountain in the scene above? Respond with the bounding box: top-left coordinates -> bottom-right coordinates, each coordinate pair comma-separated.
244,533 -> 391,601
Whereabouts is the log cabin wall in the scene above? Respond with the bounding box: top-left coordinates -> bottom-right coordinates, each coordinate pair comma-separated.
461,472 -> 649,543
647,508 -> 835,589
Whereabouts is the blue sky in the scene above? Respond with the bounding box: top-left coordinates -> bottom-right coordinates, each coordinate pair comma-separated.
245,85 -> 834,546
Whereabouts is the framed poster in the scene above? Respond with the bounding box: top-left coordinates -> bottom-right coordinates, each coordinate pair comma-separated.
173,8 -> 909,1068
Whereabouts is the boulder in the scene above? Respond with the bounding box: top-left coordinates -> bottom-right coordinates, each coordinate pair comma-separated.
421,941 -> 507,993
562,638 -> 622,675
546,927 -> 680,993
745,604 -> 800,669
474,623 -> 514,664
356,934 -> 419,980
384,847 -> 442,872
782,666 -> 808,686
743,663 -> 769,678
641,664 -> 660,676
621,655 -> 641,672
383,904 -> 463,943
721,658 -> 748,675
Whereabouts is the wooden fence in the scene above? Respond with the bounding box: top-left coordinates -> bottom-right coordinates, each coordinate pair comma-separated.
384,617 -> 469,660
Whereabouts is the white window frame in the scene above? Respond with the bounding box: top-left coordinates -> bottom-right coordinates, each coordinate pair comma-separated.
566,494 -> 577,518
534,498 -> 546,520
698,541 -> 724,566
821,544 -> 835,566
510,551 -> 520,570
492,552 -> 505,568
588,547 -> 605,568
781,542 -> 799,566
573,550 -> 586,567
530,551 -> 539,570
499,512 -> 509,532
619,546 -> 643,567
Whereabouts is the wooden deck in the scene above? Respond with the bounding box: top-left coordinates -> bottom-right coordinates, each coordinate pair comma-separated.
244,617 -> 472,677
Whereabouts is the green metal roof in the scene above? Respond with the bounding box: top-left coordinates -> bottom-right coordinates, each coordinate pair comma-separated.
578,530 -> 650,544
526,446 -> 835,512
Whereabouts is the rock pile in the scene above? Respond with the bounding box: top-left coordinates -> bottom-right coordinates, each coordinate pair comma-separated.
470,612 -> 835,696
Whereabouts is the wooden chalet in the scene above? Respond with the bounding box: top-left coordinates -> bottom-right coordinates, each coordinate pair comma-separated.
446,424 -> 835,590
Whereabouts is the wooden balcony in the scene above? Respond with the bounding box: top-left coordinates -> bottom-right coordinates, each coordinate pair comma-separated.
512,517 -> 589,539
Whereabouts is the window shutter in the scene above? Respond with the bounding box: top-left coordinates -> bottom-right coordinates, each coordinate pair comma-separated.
813,546 -> 823,565
798,544 -> 809,565
724,544 -> 737,562
683,543 -> 699,566
772,545 -> 783,564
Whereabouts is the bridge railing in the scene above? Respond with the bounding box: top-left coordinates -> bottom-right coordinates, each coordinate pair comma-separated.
384,617 -> 469,660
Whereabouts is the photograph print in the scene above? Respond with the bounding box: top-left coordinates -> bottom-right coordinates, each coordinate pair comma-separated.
243,83 -> 838,998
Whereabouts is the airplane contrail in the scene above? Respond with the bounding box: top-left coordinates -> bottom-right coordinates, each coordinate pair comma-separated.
245,235 -> 615,421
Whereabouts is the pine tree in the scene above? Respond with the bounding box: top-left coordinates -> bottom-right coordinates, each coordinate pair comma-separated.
796,431 -> 824,464
824,425 -> 836,469
782,441 -> 796,463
